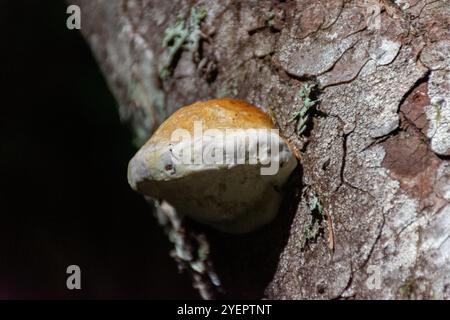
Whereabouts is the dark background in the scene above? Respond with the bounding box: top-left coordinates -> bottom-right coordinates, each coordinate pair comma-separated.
0,1 -> 197,299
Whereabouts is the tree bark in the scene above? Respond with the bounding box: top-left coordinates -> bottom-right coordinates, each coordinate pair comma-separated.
71,0 -> 450,299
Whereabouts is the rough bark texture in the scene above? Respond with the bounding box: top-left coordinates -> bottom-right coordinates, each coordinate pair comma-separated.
71,0 -> 450,299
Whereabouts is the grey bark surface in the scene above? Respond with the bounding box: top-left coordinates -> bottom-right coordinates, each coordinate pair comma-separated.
71,0 -> 450,299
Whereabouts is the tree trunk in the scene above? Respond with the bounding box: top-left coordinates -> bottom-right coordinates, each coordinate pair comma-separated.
70,0 -> 450,299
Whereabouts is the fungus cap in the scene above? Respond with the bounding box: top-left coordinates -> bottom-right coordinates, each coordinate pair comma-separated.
128,98 -> 297,233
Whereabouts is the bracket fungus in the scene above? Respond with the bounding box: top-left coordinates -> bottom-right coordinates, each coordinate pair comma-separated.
128,99 -> 298,233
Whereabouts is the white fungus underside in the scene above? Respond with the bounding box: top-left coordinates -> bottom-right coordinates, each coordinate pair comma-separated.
128,130 -> 297,232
